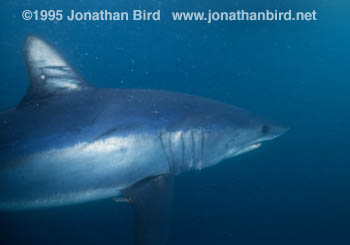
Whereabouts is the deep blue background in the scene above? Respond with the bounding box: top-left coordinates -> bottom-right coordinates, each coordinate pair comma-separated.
1,0 -> 349,244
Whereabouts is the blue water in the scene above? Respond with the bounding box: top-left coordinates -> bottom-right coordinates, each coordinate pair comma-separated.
1,0 -> 349,244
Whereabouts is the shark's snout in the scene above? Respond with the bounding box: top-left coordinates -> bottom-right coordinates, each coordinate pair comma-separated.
271,125 -> 289,137
263,124 -> 289,141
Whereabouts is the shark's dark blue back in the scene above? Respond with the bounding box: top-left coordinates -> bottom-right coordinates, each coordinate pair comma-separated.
0,87 -> 257,160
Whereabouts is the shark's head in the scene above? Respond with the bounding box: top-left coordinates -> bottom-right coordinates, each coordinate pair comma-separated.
200,105 -> 289,168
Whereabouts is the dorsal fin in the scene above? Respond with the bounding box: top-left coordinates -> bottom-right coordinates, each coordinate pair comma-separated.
20,36 -> 92,106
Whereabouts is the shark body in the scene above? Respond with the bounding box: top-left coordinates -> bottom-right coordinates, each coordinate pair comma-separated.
0,36 -> 288,244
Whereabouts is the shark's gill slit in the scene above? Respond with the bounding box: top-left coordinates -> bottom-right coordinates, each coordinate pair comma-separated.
181,132 -> 185,172
159,131 -> 173,173
191,130 -> 195,169
200,129 -> 205,170
168,131 -> 176,173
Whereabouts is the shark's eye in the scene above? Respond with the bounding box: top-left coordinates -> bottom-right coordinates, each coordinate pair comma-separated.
261,125 -> 269,134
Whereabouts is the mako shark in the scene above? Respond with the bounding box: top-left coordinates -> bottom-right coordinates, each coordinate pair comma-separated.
0,36 -> 288,244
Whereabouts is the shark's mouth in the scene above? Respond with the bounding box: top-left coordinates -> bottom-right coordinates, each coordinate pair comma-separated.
250,143 -> 262,149
235,142 -> 262,156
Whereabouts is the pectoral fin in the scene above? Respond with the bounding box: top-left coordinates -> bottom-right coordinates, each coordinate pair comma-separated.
121,174 -> 174,245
